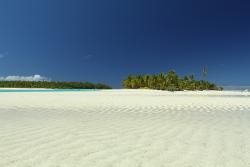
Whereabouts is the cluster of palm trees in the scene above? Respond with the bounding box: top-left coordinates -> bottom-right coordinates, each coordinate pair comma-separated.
0,81 -> 112,89
122,70 -> 222,91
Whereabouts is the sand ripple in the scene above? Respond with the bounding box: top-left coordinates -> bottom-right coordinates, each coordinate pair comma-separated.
0,90 -> 250,167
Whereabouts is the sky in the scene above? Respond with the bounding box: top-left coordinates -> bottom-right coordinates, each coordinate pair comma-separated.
0,0 -> 249,88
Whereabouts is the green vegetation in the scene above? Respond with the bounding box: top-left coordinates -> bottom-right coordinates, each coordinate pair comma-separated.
0,81 -> 112,89
122,70 -> 222,91
202,65 -> 207,80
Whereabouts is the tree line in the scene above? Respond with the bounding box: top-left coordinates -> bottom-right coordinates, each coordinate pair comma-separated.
122,70 -> 223,91
0,81 -> 112,89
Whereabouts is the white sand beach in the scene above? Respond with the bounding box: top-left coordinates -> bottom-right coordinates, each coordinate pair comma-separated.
0,90 -> 250,167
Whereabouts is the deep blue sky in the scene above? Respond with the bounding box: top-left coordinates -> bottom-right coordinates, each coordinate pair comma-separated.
0,0 -> 249,87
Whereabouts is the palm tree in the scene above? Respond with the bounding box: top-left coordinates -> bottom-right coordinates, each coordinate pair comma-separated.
137,75 -> 144,88
202,66 -> 207,80
122,75 -> 132,88
166,70 -> 178,84
156,73 -> 165,90
130,76 -> 138,89
143,74 -> 150,88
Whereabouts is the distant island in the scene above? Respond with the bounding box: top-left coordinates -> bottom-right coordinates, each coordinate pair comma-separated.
122,70 -> 223,91
0,81 -> 112,89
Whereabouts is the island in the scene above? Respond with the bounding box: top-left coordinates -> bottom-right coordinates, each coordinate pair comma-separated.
0,81 -> 112,89
122,70 -> 223,91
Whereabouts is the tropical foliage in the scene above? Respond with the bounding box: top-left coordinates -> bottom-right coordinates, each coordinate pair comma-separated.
0,81 -> 112,89
122,70 -> 222,91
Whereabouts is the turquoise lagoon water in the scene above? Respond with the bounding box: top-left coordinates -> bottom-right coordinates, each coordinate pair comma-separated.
0,89 -> 97,93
